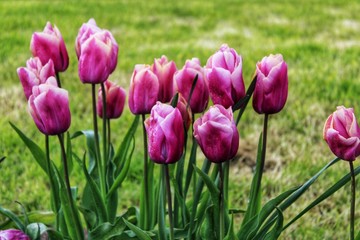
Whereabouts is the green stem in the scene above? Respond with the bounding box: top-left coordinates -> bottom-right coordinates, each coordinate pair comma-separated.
107,118 -> 111,159
349,161 -> 356,240
256,114 -> 269,196
184,113 -> 197,199
142,113 -> 150,230
219,163 -> 225,240
101,83 -> 108,169
92,84 -> 106,200
55,72 -> 62,88
165,165 -> 175,240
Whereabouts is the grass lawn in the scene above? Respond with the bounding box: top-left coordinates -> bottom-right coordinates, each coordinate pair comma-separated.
1,0 -> 360,239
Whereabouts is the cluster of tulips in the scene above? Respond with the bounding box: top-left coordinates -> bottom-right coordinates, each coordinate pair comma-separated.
1,18 -> 360,240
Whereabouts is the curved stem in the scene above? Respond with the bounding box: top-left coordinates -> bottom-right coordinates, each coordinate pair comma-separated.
349,161 -> 356,240
92,84 -> 106,199
165,165 -> 174,240
142,113 -> 150,230
219,163 -> 225,240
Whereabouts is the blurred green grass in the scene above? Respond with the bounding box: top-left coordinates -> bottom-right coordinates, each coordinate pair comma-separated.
1,0 -> 360,238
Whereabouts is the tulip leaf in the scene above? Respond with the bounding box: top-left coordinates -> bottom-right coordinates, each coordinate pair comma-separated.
88,217 -> 127,239
0,205 -> 25,231
107,136 -> 135,198
356,230 -> 360,240
157,167 -> 167,240
187,74 -> 198,105
113,115 -> 140,173
224,214 -> 238,240
184,139 -> 198,198
9,122 -> 47,173
72,130 -> 97,173
0,156 -> 5,164
170,92 -> 179,108
124,218 -> 152,240
262,208 -> 284,240
284,164 -> 360,230
200,205 -> 217,240
0,211 -> 54,230
242,133 -> 263,226
233,74 -> 257,114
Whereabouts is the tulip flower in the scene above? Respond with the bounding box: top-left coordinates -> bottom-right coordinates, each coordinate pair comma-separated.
151,55 -> 177,103
205,44 -> 245,108
17,57 -> 55,99
30,22 -> 69,72
0,229 -> 30,240
28,77 -> 71,135
97,80 -> 126,119
128,64 -> 159,114
174,58 -> 209,113
75,18 -> 101,58
145,102 -> 185,164
78,30 -> 118,84
171,93 -> 192,131
193,104 -> 239,163
252,54 -> 288,114
323,106 -> 360,161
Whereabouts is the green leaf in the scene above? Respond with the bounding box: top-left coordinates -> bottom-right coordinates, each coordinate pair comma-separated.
0,156 -> 5,164
88,217 -> 127,240
284,164 -> 360,230
242,134 -> 263,226
224,214 -> 238,240
9,122 -> 47,173
107,136 -> 135,198
157,167 -> 167,240
0,205 -> 25,231
0,211 -> 54,230
356,230 -> 360,240
234,74 -> 257,125
72,130 -> 97,173
82,155 -> 108,223
263,208 -> 283,240
200,205 -> 217,240
113,115 -> 140,172
124,219 -> 152,240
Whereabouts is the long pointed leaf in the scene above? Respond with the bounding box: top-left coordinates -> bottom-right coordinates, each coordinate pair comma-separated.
0,205 -> 25,231
124,219 -> 152,240
263,208 -> 283,240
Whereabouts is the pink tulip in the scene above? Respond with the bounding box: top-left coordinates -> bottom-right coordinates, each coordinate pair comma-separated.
17,57 -> 55,99
151,55 -> 177,103
323,106 -> 360,161
75,18 -> 101,58
97,80 -> 126,119
193,105 -> 239,163
145,102 -> 185,164
78,31 -> 118,84
174,58 -> 209,113
30,22 -> 69,72
205,44 -> 245,108
252,54 -> 288,114
171,93 -> 192,131
28,77 -> 71,135
0,229 -> 30,240
128,64 -> 159,114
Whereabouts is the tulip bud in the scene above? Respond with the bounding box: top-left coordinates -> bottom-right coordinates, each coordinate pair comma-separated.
75,18 -> 101,58
151,55 -> 177,103
78,31 -> 118,84
193,104 -> 239,163
17,57 -> 55,99
174,58 -> 209,113
171,93 -> 192,131
28,77 -> 71,135
30,22 -> 69,72
0,229 -> 30,240
323,106 -> 360,161
97,80 -> 126,119
205,44 -> 245,108
128,64 -> 159,114
145,102 -> 185,164
252,54 -> 288,114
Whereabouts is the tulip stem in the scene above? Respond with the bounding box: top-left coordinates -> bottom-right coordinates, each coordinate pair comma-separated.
219,163 -> 225,240
164,164 -> 175,240
107,118 -> 111,158
349,161 -> 356,240
92,84 -> 106,201
55,72 -> 62,88
101,83 -> 108,174
142,113 -> 150,230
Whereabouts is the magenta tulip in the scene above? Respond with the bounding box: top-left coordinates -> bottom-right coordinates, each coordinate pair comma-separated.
97,80 -> 126,119
75,18 -> 101,58
145,102 -> 185,164
30,22 -> 69,72
128,64 -> 159,114
28,77 -> 71,135
0,229 -> 30,240
17,57 -> 55,99
252,54 -> 288,114
78,30 -> 118,84
193,104 -> 239,163
323,106 -> 360,161
205,44 -> 245,108
174,58 -> 209,113
151,55 -> 177,103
